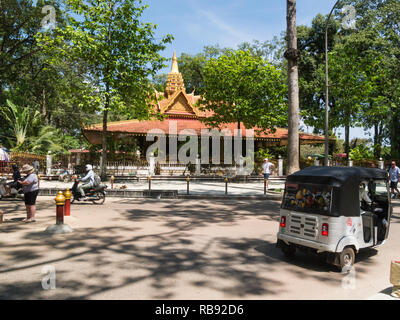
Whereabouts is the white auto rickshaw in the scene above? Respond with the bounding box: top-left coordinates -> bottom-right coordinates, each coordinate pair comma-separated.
277,166 -> 392,270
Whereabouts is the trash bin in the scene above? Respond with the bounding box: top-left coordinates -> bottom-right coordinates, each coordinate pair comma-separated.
390,260 -> 400,298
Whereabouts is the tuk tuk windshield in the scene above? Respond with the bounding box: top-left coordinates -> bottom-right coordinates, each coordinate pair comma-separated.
282,183 -> 332,215
371,180 -> 389,197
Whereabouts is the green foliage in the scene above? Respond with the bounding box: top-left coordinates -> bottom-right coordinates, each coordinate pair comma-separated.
198,50 -> 288,132
174,40 -> 286,96
176,45 -> 230,95
298,1 -> 400,159
349,145 -> 374,161
37,0 -> 173,120
255,148 -> 274,161
1,99 -> 82,154
1,100 -> 40,150
298,14 -> 341,133
26,125 -> 81,155
36,0 -> 173,177
300,144 -> 325,159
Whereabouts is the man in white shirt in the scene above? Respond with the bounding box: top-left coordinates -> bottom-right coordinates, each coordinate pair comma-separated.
262,158 -> 274,190
359,182 -> 372,210
78,164 -> 95,200
389,161 -> 400,198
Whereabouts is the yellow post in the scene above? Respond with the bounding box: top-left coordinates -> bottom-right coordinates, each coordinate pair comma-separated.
55,191 -> 66,225
64,188 -> 72,216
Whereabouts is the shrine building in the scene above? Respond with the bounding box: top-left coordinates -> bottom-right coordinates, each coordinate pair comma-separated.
82,51 -> 325,162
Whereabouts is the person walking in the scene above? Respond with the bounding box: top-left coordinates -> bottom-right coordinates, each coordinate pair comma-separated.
262,158 -> 274,191
18,164 -> 39,223
389,161 -> 400,199
32,160 -> 40,174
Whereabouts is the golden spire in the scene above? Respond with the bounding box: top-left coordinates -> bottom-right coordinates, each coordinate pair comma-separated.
170,50 -> 179,74
165,50 -> 185,97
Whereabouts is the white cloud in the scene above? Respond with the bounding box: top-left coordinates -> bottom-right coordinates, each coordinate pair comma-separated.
198,9 -> 252,42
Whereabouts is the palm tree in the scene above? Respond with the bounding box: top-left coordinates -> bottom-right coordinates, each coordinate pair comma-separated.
285,0 -> 300,174
0,100 -> 40,150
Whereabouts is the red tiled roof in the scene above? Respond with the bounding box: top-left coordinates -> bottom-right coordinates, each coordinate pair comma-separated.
84,118 -> 324,141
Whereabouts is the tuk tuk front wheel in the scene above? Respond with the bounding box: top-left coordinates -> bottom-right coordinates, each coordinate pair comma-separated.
339,247 -> 355,270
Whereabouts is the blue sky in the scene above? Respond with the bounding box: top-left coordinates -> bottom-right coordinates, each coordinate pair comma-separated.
142,0 -> 334,58
141,0 -> 370,140
33,0 -> 370,140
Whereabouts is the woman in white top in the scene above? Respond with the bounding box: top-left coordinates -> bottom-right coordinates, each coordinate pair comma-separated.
18,164 -> 39,223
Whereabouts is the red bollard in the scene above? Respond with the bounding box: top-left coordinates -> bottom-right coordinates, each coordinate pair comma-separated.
55,191 -> 66,225
64,188 -> 72,217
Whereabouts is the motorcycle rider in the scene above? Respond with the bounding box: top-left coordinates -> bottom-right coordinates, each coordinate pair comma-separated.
77,164 -> 95,201
5,164 -> 21,196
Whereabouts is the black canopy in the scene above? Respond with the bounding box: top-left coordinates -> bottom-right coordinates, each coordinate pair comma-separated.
286,166 -> 388,217
287,166 -> 388,187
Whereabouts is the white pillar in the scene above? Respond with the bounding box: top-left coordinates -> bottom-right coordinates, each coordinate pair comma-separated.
379,158 -> 384,170
99,155 -> 103,173
46,152 -> 52,175
149,153 -> 155,176
195,154 -> 201,176
278,156 -> 283,176
314,159 -> 320,166
76,153 -> 81,165
348,160 -> 353,167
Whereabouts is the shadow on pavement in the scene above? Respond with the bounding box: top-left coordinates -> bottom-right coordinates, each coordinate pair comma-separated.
0,197 -> 391,299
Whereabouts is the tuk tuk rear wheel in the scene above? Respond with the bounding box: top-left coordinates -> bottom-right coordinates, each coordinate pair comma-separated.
339,247 -> 355,270
282,244 -> 296,258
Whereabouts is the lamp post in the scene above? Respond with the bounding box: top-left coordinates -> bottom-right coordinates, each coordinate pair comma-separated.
324,0 -> 341,166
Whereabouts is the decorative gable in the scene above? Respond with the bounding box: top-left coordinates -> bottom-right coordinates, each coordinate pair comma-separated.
161,90 -> 200,117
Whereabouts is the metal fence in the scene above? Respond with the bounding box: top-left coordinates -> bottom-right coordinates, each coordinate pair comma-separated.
0,153 -> 46,174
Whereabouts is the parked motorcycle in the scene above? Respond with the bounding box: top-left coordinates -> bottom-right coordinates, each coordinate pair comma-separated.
0,177 -> 24,201
71,179 -> 107,204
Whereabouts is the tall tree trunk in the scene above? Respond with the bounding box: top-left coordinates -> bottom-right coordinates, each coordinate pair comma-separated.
391,113 -> 400,159
378,123 -> 383,158
373,122 -> 383,159
100,5 -> 113,181
41,88 -> 47,124
345,124 -> 350,162
100,107 -> 108,181
285,0 -> 300,174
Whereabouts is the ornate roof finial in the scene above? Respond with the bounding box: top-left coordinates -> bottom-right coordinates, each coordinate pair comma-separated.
170,49 -> 179,74
165,50 -> 185,97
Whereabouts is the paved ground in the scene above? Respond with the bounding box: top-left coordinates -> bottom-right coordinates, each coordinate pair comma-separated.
0,197 -> 399,300
38,179 -> 285,196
